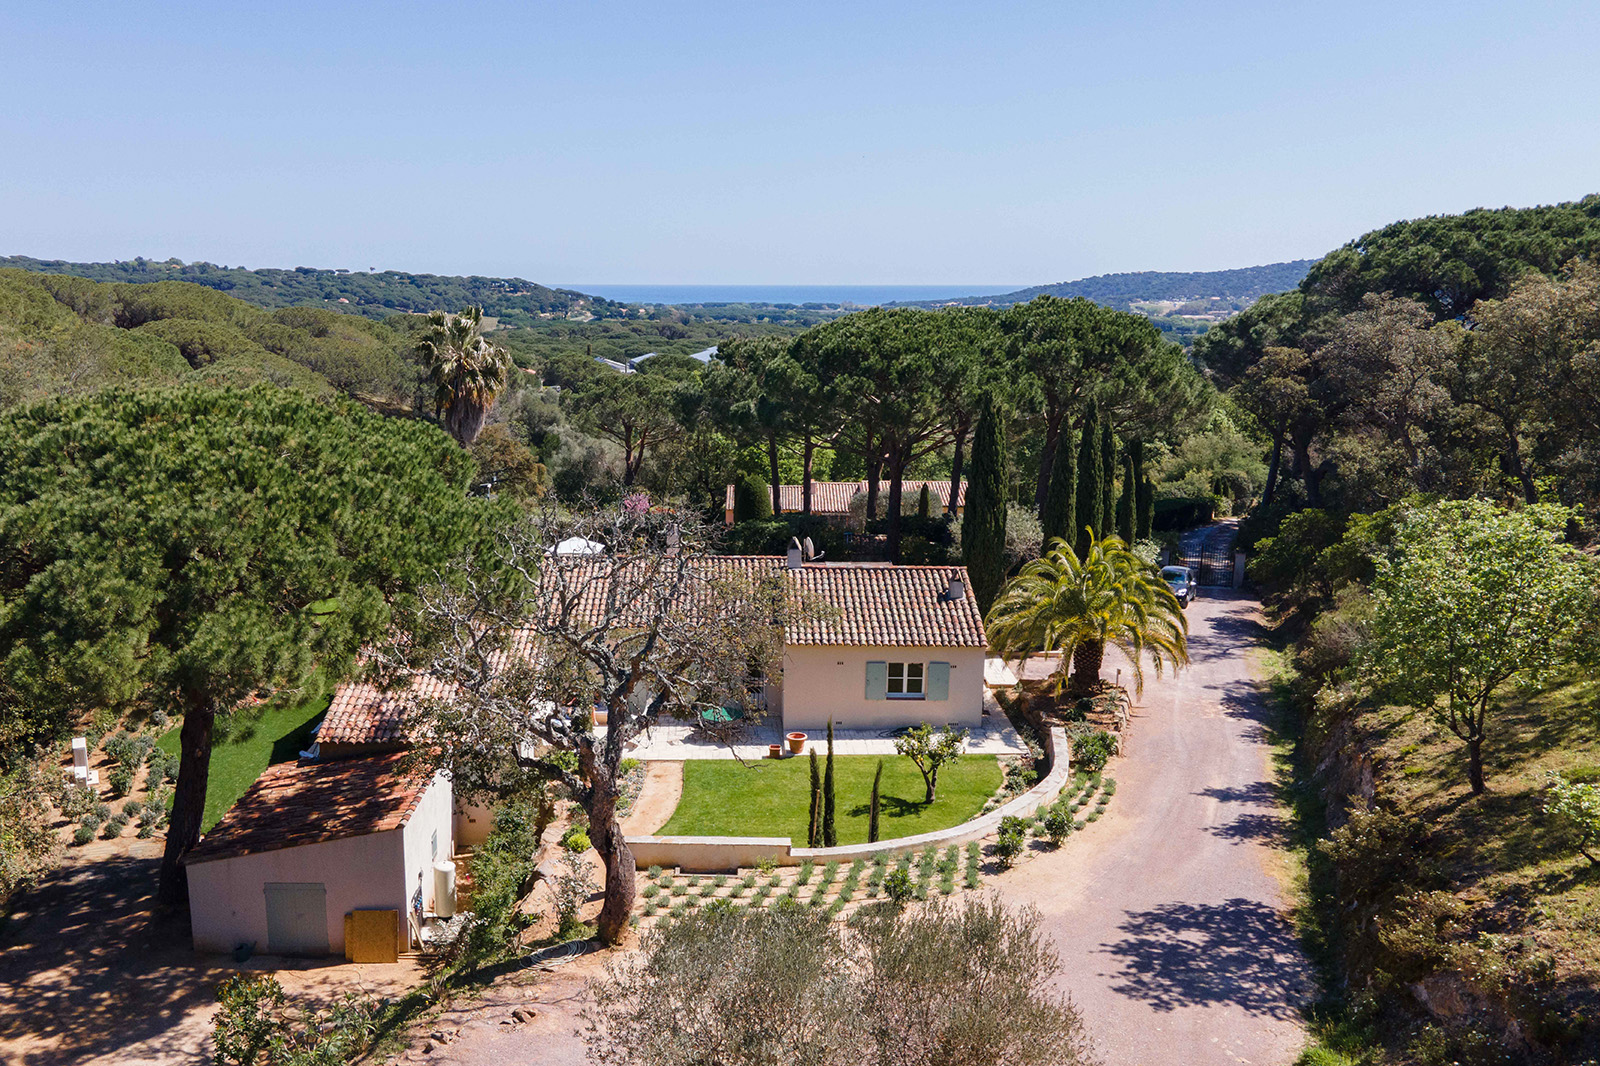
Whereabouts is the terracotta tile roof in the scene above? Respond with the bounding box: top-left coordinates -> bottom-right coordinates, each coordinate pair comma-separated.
182,753 -> 432,865
785,564 -> 986,647
319,682 -> 433,746
546,556 -> 986,646
724,480 -> 966,515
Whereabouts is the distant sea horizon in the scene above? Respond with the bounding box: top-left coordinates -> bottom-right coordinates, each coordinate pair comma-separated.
564,284 -> 1017,306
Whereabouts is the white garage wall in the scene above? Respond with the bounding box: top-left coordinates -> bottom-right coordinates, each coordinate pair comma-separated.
186,828 -> 407,955
780,645 -> 986,731
402,772 -> 455,914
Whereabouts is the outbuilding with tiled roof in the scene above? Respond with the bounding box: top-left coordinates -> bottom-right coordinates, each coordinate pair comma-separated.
183,753 -> 455,958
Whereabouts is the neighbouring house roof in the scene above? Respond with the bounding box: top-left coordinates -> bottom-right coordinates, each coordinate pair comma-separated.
321,557 -> 986,745
723,480 -> 967,515
181,753 -> 432,866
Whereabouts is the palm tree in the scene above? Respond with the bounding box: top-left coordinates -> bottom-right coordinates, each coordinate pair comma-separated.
416,306 -> 512,446
986,533 -> 1188,697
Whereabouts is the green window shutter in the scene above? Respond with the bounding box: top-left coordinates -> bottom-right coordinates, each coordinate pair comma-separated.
865,661 -> 888,700
927,662 -> 950,701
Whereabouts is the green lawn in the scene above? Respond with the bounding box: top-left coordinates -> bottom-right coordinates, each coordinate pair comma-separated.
659,754 -> 1002,844
157,672 -> 334,831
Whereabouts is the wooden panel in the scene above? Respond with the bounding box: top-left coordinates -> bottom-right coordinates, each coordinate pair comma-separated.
343,908 -> 399,963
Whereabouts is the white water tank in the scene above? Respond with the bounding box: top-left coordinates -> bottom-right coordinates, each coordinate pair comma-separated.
432,861 -> 457,918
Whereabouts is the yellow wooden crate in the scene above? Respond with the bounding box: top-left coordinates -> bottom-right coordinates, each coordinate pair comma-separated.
344,909 -> 399,963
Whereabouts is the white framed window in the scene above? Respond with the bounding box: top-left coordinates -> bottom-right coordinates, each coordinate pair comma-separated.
887,661 -> 924,699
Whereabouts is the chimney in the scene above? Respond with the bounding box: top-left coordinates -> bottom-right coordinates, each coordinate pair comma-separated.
947,571 -> 965,601
787,537 -> 803,570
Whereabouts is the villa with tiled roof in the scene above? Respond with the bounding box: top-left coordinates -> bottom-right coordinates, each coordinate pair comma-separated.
322,556 -> 988,748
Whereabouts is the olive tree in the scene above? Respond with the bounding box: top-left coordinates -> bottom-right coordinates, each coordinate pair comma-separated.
583,897 -> 1097,1066
894,723 -> 969,803
385,505 -> 793,944
1359,499 -> 1598,793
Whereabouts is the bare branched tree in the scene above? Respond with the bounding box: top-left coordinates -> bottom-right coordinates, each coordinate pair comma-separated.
378,502 -> 793,943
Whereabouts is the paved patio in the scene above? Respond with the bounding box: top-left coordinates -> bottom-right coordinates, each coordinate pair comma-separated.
624,711 -> 1028,761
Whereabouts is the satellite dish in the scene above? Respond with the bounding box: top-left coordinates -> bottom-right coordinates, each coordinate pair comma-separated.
802,536 -> 816,560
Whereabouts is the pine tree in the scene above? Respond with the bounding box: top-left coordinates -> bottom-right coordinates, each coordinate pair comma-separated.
1117,452 -> 1135,544
961,394 -> 1009,614
1073,402 -> 1102,559
1040,424 -> 1076,550
868,759 -> 884,843
823,719 -> 838,848
1132,439 -> 1153,541
807,748 -> 822,847
1100,422 -> 1116,542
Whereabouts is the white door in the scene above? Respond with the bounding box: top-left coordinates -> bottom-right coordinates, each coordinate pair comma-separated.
264,882 -> 329,955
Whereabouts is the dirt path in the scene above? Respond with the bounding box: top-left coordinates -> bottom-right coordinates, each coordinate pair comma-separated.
619,762 -> 682,837
998,592 -> 1311,1066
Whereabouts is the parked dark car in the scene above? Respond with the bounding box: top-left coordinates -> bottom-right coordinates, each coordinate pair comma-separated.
1161,565 -> 1196,607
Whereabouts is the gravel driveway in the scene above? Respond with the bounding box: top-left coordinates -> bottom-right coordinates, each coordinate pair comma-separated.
998,591 -> 1311,1066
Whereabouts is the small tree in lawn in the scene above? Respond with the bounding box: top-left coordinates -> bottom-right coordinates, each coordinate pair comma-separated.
808,749 -> 823,849
822,719 -> 837,847
868,759 -> 884,843
894,723 -> 969,804
1359,499 -> 1598,795
388,504 -> 793,944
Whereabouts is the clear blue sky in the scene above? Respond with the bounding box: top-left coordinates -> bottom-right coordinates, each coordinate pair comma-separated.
4,0 -> 1598,285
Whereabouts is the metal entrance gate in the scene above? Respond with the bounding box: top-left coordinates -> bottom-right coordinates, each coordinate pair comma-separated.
1184,548 -> 1236,588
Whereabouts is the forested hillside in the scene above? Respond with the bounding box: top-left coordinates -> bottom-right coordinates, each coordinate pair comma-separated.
977,260 -> 1314,310
0,269 -> 422,411
1205,193 -> 1600,1064
0,255 -> 616,327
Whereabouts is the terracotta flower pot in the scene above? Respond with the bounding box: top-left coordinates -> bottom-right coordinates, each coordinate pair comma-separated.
786,731 -> 807,754
768,743 -> 782,759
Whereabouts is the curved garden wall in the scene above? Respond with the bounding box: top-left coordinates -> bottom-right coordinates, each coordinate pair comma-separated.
626,726 -> 1070,872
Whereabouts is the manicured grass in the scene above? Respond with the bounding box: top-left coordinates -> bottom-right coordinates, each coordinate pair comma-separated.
157,672 -> 334,831
659,754 -> 1002,844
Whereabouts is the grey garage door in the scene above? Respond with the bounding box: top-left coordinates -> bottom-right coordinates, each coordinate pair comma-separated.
264,882 -> 329,956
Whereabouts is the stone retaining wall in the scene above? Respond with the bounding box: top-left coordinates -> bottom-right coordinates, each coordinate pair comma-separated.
626,726 -> 1070,873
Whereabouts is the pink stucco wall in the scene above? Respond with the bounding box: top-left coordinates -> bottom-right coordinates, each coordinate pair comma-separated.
779,645 -> 986,731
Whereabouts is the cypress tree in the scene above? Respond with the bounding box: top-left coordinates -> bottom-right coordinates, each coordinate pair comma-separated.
917,483 -> 931,519
1132,439 -> 1153,541
807,748 -> 822,847
961,394 -> 1009,614
823,719 -> 838,847
733,472 -> 771,522
1073,402 -> 1102,559
1100,422 -> 1116,542
1039,424 -> 1076,551
868,759 -> 884,843
1117,452 -> 1135,544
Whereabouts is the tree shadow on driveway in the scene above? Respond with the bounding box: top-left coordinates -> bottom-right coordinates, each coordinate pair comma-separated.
1098,898 -> 1309,1019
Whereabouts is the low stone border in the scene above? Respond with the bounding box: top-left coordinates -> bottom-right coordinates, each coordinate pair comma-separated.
626,726 -> 1070,873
